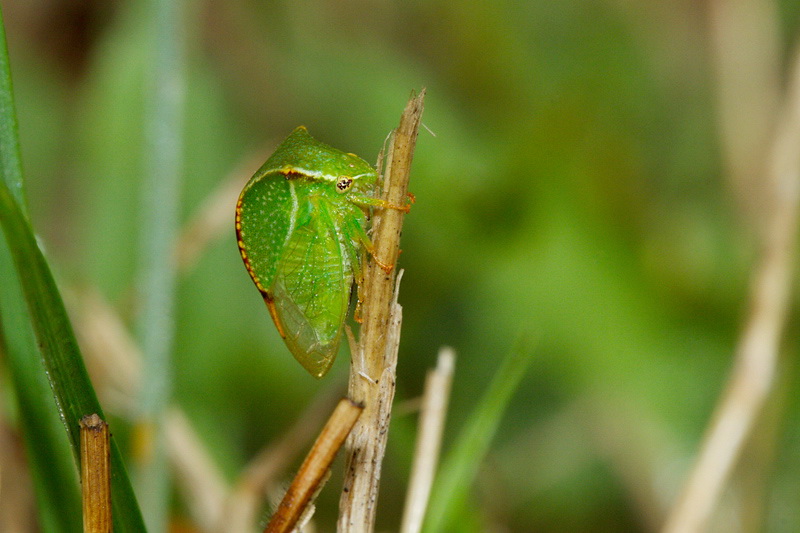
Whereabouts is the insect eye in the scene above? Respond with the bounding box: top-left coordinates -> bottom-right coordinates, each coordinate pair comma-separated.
336,176 -> 354,193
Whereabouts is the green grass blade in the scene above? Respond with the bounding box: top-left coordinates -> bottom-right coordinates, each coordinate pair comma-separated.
134,1 -> 186,530
0,6 -> 24,209
0,6 -> 82,529
422,344 -> 533,533
137,0 -> 185,421
0,246 -> 83,532
0,180 -> 147,532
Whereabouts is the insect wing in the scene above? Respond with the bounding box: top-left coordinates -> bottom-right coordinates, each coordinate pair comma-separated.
271,201 -> 351,377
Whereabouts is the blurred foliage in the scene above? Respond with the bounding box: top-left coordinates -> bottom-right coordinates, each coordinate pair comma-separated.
0,164 -> 146,532
2,0 -> 800,531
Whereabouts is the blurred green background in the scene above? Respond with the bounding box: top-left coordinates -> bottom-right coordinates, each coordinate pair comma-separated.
4,0 -> 800,531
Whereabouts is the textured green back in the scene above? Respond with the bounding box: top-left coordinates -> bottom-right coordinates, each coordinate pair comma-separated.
236,175 -> 293,293
252,126 -> 378,192
235,127 -> 376,377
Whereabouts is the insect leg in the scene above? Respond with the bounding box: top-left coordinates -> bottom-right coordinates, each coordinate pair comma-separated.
369,251 -> 395,274
345,212 -> 395,275
344,217 -> 367,324
350,193 -> 414,213
353,262 -> 365,324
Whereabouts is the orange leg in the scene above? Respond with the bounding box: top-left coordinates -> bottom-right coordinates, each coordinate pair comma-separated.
354,258 -> 365,323
370,250 -> 395,274
354,298 -> 364,323
352,248 -> 394,321
352,193 -> 414,214
373,198 -> 411,213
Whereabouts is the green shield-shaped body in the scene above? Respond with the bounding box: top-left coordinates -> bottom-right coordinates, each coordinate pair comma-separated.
235,127 -> 378,377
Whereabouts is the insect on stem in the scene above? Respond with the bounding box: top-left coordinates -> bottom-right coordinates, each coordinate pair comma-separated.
338,89 -> 425,533
236,126 -> 401,378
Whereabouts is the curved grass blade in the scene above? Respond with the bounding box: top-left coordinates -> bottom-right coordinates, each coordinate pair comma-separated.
0,180 -> 147,532
0,5 -> 24,209
0,6 -> 81,529
422,343 -> 533,533
0,248 -> 82,532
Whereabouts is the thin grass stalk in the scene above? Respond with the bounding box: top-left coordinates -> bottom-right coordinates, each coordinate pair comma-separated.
134,0 -> 186,530
0,177 -> 146,532
265,399 -> 363,533
400,348 -> 455,533
0,6 -> 23,209
663,39 -> 800,533
421,344 -> 532,533
707,0 -> 781,225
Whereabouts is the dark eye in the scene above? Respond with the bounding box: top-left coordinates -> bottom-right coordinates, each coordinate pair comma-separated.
336,176 -> 353,193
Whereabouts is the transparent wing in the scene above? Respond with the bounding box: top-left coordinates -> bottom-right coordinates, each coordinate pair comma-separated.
271,202 -> 352,377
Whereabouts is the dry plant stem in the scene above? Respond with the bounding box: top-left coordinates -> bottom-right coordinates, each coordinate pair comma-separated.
80,414 -> 111,533
74,289 -> 141,414
73,290 -> 230,532
663,43 -> 800,533
265,399 -> 363,533
708,0 -> 781,223
400,347 -> 456,533
337,90 -> 425,533
76,288 -> 350,533
164,407 -> 228,531
224,387 -> 341,533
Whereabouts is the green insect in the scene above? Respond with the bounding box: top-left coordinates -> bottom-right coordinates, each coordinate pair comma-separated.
235,126 -> 408,378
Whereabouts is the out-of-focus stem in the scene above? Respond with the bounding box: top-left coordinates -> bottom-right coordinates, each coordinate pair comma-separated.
663,41 -> 800,533
134,1 -> 186,531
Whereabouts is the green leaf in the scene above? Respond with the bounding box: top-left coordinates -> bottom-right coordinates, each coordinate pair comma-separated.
0,179 -> 147,532
0,8 -> 146,523
0,6 -> 24,209
134,1 -> 186,530
0,245 -> 83,531
0,5 -> 82,530
423,343 -> 533,533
